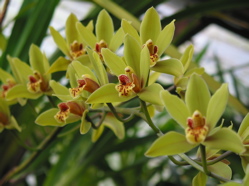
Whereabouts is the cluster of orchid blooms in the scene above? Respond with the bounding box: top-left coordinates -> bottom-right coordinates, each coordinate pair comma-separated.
0,7 -> 249,184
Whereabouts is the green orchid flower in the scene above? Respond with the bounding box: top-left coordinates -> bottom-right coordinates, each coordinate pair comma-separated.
48,13 -> 93,73
145,73 -> 245,157
86,34 -> 164,106
76,9 -> 124,61
0,98 -> 21,132
237,113 -> 249,171
5,44 -> 52,100
122,7 -> 175,67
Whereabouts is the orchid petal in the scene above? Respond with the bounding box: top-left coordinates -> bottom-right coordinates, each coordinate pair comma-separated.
65,13 -> 81,45
180,44 -> 194,72
238,113 -> 249,140
47,57 -> 70,74
192,172 -> 207,186
76,22 -> 97,49
121,19 -> 140,43
80,110 -> 91,134
139,46 -> 150,87
103,115 -> 125,139
109,28 -> 124,52
92,124 -> 105,142
208,162 -> 232,180
0,68 -> 15,83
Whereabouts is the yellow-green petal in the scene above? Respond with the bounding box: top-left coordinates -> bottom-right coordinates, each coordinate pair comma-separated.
206,83 -> 228,129
186,73 -> 210,115
238,113 -> 249,140
6,85 -> 42,100
140,7 -> 161,44
66,13 -> 81,45
208,162 -> 232,180
160,90 -> 190,128
0,68 -> 14,83
138,83 -> 163,106
203,127 -> 245,154
180,44 -> 194,72
0,97 -> 10,116
192,172 -> 207,186
80,110 -> 91,134
47,57 -> 70,74
96,10 -> 114,44
49,80 -> 69,95
139,46 -> 150,87
92,124 -> 105,142
76,22 -> 97,49
102,48 -> 126,76
109,28 -> 124,52
121,19 -> 140,43
103,115 -> 125,139
151,58 -> 184,77
29,44 -> 47,75
145,131 -> 197,156
156,20 -> 175,57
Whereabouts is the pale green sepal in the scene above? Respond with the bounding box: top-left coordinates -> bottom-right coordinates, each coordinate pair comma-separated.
109,28 -> 124,52
138,83 -> 164,106
151,58 -> 184,77
103,115 -> 125,139
86,84 -> 134,104
92,124 -> 105,142
160,90 -> 190,128
80,110 -> 91,134
5,116 -> 22,132
47,57 -> 70,74
96,10 -> 114,44
8,56 -> 33,84
185,67 -> 205,77
76,22 -> 97,49
148,72 -> 160,85
76,55 -> 91,68
29,44 -> 47,74
121,19 -> 140,43
180,44 -> 194,72
192,172 -> 207,186
140,7 -> 161,44
6,85 -> 42,100
140,47 -> 150,88
0,97 -> 10,116
203,128 -> 245,154
145,131 -> 197,156
35,108 -> 66,127
206,83 -> 228,130
208,162 -> 232,180
49,26 -> 70,57
0,68 -> 14,83
124,34 -> 141,77
66,13 -> 80,45
185,73 -> 210,115
102,48 -> 126,76
53,94 -> 73,101
238,113 -> 249,140
156,20 -> 175,57
49,80 -> 69,96
71,61 -> 98,83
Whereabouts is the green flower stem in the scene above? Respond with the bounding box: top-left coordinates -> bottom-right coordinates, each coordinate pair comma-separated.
206,151 -> 233,165
10,131 -> 38,151
200,144 -> 210,175
168,156 -> 189,166
0,127 -> 63,184
178,153 -> 204,172
106,103 -> 135,123
140,99 -> 163,136
86,114 -> 98,129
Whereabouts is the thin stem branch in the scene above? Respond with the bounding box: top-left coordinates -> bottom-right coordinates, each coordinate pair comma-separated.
200,144 -> 209,174
140,99 -> 163,136
178,153 -> 204,172
0,0 -> 10,28
168,156 -> 189,166
10,131 -> 38,151
206,151 -> 233,165
0,127 -> 63,185
106,103 -> 134,123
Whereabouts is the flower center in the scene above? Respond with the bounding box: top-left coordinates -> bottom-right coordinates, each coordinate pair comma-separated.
27,71 -> 48,93
143,39 -> 158,67
70,40 -> 85,59
95,40 -> 108,61
1,79 -> 16,98
0,112 -> 9,126
185,110 -> 208,144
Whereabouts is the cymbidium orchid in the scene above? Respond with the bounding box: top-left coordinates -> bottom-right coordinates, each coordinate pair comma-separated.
145,74 -> 245,157
0,98 -> 21,132
5,45 -> 52,100
48,13 -> 93,73
86,34 -> 164,106
76,9 -> 124,61
121,7 -> 175,67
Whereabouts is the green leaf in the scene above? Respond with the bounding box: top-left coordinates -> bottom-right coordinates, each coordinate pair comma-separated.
180,44 -> 194,72
6,84 -> 42,100
145,131 -> 197,156
121,19 -> 140,43
76,22 -> 97,49
140,7 -> 161,44
206,83 -> 228,130
160,90 -> 190,128
151,58 -> 184,77
103,115 -> 125,139
102,48 -> 126,76
203,128 -> 245,154
156,20 -> 175,57
208,162 -> 232,180
66,13 -> 80,45
47,57 -> 70,74
50,26 -> 70,57
138,83 -> 164,106
192,172 -> 207,186
238,113 -> 249,140
96,10 -> 114,44
185,73 -> 210,116
139,46 -> 150,87
86,83 -> 134,104
124,34 -> 141,77
109,28 -> 125,52
35,108 -> 65,127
